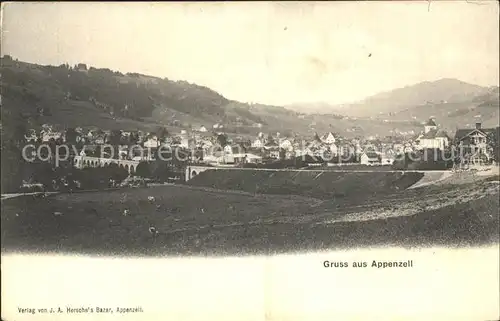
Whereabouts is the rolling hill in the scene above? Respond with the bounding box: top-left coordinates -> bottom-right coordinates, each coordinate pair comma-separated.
0,57 -> 322,138
1,57 -> 497,140
289,79 -> 499,133
0,57 -> 419,138
368,84 -> 500,131
349,78 -> 490,116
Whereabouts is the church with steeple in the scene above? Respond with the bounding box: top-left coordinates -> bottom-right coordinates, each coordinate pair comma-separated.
415,118 -> 450,150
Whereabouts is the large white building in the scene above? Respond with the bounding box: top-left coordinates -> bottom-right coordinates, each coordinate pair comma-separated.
251,138 -> 264,148
143,136 -> 160,148
321,132 -> 336,144
415,118 -> 450,150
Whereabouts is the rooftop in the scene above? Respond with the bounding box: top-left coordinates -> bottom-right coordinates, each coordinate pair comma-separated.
424,118 -> 437,126
420,129 -> 449,139
363,151 -> 380,159
454,126 -> 500,141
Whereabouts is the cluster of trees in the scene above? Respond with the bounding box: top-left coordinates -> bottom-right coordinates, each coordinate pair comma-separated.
71,164 -> 128,190
135,161 -> 174,181
486,131 -> 500,162
0,121 -> 133,193
1,142 -> 130,193
133,147 -> 190,181
19,161 -> 129,192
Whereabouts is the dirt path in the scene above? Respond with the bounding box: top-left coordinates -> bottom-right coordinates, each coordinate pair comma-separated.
1,192 -> 59,200
407,171 -> 451,189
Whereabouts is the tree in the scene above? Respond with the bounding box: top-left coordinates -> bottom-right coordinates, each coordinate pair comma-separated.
128,131 -> 140,145
170,147 -> 189,170
107,130 -> 122,159
217,133 -> 228,147
392,152 -> 413,170
135,161 -> 151,178
267,134 -> 276,144
156,127 -> 169,140
486,131 -> 499,162
279,148 -> 286,160
150,160 -> 173,181
193,147 -> 204,161
107,163 -> 128,182
65,128 -> 78,145
109,130 -> 122,146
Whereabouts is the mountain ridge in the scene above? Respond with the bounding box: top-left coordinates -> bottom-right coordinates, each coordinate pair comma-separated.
1,56 -> 498,140
287,78 -> 497,116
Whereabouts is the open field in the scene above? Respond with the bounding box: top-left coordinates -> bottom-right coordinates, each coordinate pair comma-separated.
2,174 -> 498,256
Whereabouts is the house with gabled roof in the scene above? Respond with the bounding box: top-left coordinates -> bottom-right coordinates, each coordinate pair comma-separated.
454,122 -> 499,166
360,151 -> 381,165
24,129 -> 38,143
262,140 -> 281,159
143,135 -> 160,148
263,140 -> 279,150
251,137 -> 265,148
321,132 -> 336,144
42,131 -> 64,143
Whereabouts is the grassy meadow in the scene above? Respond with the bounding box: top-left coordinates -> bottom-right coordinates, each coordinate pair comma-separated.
2,170 -> 498,256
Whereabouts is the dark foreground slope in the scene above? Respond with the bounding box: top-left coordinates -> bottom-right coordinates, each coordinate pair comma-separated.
187,170 -> 424,201
1,180 -> 498,257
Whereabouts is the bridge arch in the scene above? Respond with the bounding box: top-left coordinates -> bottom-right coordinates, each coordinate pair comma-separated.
73,156 -> 140,172
185,165 -> 213,182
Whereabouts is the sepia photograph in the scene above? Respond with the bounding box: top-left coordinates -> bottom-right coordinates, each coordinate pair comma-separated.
1,1 -> 499,320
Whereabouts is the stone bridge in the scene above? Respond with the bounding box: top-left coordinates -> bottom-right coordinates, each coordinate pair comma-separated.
74,156 -> 140,174
185,165 -> 216,182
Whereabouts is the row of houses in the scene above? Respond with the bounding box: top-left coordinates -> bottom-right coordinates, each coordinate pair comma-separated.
239,119 -> 499,166
413,118 -> 499,166
24,117 -> 499,167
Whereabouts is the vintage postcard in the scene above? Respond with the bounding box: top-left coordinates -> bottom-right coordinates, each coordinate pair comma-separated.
1,1 -> 499,321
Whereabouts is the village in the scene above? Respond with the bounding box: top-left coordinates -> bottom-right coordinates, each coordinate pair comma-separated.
22,117 -> 499,173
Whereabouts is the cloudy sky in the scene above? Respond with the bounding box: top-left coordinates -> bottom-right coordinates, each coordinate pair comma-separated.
2,1 -> 499,106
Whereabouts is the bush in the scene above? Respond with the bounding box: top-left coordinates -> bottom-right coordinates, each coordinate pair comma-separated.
135,161 -> 152,178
